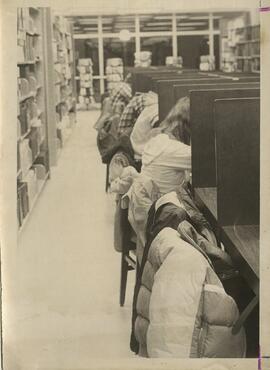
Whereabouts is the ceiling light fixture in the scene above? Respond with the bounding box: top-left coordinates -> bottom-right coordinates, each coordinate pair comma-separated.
119,29 -> 131,42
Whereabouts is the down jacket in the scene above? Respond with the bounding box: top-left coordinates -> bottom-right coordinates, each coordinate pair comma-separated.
133,223 -> 246,358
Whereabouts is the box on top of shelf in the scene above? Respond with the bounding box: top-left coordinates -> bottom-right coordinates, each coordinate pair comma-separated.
78,58 -> 93,66
165,56 -> 183,68
77,58 -> 95,109
106,57 -> 124,94
134,52 -> 152,67
199,55 -> 215,71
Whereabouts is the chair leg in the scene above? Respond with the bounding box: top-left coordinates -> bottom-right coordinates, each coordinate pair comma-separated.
105,164 -> 109,192
120,253 -> 128,307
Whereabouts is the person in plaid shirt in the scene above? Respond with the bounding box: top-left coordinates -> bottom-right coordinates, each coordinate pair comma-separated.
117,92 -> 158,136
111,82 -> 132,116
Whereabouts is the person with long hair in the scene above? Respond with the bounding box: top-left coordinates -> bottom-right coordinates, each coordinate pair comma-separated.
140,96 -> 191,194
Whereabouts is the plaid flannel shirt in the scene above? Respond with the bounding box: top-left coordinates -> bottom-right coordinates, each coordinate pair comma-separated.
117,94 -> 146,136
111,82 -> 132,116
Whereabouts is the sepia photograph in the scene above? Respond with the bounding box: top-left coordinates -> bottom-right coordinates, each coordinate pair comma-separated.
0,0 -> 270,369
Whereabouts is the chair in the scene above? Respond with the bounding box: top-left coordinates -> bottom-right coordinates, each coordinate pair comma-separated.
119,203 -> 136,307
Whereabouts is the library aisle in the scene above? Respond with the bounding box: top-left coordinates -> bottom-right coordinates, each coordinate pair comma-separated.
6,111 -> 135,369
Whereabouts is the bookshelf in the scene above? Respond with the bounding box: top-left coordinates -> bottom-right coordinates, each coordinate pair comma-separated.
17,7 -> 50,231
52,14 -> 76,154
234,25 -> 260,73
17,8 -> 77,233
219,14 -> 260,74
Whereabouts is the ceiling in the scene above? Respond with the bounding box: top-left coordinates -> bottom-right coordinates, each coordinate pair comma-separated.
67,11 -> 247,35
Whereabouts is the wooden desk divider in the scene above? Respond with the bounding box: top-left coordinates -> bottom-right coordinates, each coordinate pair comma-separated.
159,77 -> 231,121
151,73 -> 206,92
189,85 -> 259,226
132,68 -> 205,95
215,97 -> 260,228
214,97 -> 260,333
157,74 -> 214,120
190,86 -> 260,190
138,70 -> 182,93
131,68 -> 179,94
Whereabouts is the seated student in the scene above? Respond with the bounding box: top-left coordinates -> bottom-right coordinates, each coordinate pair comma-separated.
130,103 -> 159,159
117,91 -> 158,137
95,82 -> 133,164
140,96 -> 191,194
98,92 -> 158,174
125,97 -> 191,263
110,81 -> 132,116
94,81 -> 132,133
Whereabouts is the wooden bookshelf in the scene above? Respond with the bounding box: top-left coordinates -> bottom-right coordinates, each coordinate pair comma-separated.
17,7 -> 51,232
17,8 -> 76,233
52,14 -> 76,154
235,25 -> 260,73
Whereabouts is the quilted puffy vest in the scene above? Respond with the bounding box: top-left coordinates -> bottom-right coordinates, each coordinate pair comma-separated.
135,225 -> 246,358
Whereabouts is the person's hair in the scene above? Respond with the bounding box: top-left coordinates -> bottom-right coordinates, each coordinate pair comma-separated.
150,96 -> 190,145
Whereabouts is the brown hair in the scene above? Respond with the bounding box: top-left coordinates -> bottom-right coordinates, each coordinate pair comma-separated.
151,96 -> 190,145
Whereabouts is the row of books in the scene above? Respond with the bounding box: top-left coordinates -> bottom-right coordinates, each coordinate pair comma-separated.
56,98 -> 75,121
54,15 -> 70,35
236,25 -> 260,42
18,63 -> 42,82
53,14 -> 76,146
18,76 -> 41,99
55,85 -> 73,104
17,7 -> 39,35
236,42 -> 260,57
17,161 -> 48,227
54,31 -> 73,51
18,34 -> 41,63
18,128 -> 45,176
18,98 -> 42,136
236,58 -> 260,73
57,112 -> 76,146
55,62 -> 72,80
53,42 -> 73,64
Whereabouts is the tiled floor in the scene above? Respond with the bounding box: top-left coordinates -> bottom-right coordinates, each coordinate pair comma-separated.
4,111 -> 136,369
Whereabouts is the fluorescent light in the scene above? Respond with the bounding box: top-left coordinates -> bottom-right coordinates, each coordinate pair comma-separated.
186,15 -> 220,20
138,15 -> 152,19
115,16 -> 134,20
178,22 -> 208,26
146,22 -> 172,26
154,16 -> 172,20
176,16 -> 190,19
79,20 -> 97,24
142,27 -> 171,31
178,27 -> 196,30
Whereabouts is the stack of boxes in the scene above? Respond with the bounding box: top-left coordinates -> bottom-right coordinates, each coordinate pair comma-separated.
134,52 -> 152,67
106,58 -> 124,94
199,56 -> 215,71
165,56 -> 183,68
220,38 -> 237,72
77,58 -> 95,109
